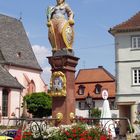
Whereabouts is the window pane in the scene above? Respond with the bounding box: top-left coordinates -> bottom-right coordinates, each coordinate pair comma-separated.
138,38 -> 140,48
133,69 -> 140,85
132,37 -> 140,49
92,101 -> 95,108
132,37 -> 137,48
2,89 -> 9,116
79,101 -> 86,110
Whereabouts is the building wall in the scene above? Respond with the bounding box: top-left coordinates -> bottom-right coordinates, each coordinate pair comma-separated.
75,101 -> 88,118
115,32 -> 140,100
0,88 -> 21,125
3,65 -> 47,119
115,31 -> 140,135
76,100 -> 119,118
6,65 -> 46,95
115,32 -> 140,62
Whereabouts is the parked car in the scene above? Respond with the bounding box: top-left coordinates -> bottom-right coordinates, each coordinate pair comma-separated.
0,136 -> 13,140
1,129 -> 33,140
2,129 -> 23,140
2,129 -> 17,138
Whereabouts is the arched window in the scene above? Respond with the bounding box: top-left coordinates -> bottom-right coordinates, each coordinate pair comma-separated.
94,84 -> 102,94
28,80 -> 36,93
2,89 -> 9,116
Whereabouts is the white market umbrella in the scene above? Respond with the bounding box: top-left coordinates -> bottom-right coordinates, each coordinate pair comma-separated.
100,90 -> 116,138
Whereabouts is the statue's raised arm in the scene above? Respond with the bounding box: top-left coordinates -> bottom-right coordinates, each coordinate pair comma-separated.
47,0 -> 74,52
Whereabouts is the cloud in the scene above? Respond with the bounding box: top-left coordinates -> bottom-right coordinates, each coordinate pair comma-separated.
32,45 -> 51,66
32,45 -> 51,84
41,66 -> 51,85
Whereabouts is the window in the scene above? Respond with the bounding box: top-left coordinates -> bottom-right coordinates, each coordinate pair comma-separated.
79,100 -> 95,110
94,84 -> 102,94
28,80 -> 36,93
92,101 -> 95,108
132,68 -> 140,85
16,52 -> 21,58
78,85 -> 85,95
2,89 -> 9,116
109,100 -> 117,110
132,36 -> 140,49
79,101 -> 86,110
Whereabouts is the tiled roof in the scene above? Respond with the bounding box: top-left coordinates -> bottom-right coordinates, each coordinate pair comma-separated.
75,66 -> 115,84
0,65 -> 23,89
109,11 -> 140,35
0,14 -> 42,70
75,66 -> 115,99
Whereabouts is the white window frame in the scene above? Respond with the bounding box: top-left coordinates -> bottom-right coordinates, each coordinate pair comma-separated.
132,68 -> 140,85
132,36 -> 140,49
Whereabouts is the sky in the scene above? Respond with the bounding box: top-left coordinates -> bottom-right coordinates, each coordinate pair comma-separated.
0,0 -> 140,85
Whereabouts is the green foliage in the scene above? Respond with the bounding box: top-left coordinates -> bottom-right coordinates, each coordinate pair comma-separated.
90,107 -> 101,125
127,125 -> 135,133
24,92 -> 52,118
91,107 -> 101,118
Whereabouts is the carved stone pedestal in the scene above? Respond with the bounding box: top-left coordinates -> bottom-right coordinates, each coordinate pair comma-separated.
48,55 -> 79,125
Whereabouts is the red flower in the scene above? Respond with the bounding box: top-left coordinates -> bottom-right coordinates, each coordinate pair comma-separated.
83,130 -> 88,135
68,138 -> 72,140
80,138 -> 86,140
73,133 -> 77,137
87,136 -> 92,140
78,127 -> 81,131
80,133 -> 85,137
100,135 -> 107,140
65,131 -> 70,136
72,129 -> 76,133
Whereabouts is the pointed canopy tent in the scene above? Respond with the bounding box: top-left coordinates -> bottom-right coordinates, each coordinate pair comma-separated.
100,90 -> 116,138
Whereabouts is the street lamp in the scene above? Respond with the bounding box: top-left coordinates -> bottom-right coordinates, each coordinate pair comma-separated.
86,93 -> 92,118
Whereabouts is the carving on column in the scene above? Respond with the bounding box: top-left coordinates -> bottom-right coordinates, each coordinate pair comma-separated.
49,71 -> 66,96
69,112 -> 75,121
56,112 -> 63,122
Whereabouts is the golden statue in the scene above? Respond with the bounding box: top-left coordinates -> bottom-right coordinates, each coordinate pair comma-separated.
47,0 -> 74,52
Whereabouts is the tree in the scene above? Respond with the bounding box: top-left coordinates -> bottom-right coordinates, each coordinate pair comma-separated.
24,92 -> 52,118
90,107 -> 101,125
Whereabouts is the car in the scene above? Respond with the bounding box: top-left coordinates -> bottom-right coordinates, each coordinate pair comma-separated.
0,136 -> 13,140
2,129 -> 17,138
1,129 -> 33,140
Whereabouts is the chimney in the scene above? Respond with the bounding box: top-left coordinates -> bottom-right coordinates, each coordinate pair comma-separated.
98,66 -> 103,68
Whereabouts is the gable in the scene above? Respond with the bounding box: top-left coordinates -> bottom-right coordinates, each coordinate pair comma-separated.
0,14 -> 42,71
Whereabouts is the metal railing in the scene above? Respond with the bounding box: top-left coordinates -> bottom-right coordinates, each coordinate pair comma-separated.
74,117 -> 133,133
7,117 -> 58,140
5,117 -> 133,140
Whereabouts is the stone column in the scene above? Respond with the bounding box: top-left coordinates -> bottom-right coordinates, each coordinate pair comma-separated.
131,104 -> 137,133
48,55 -> 79,124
